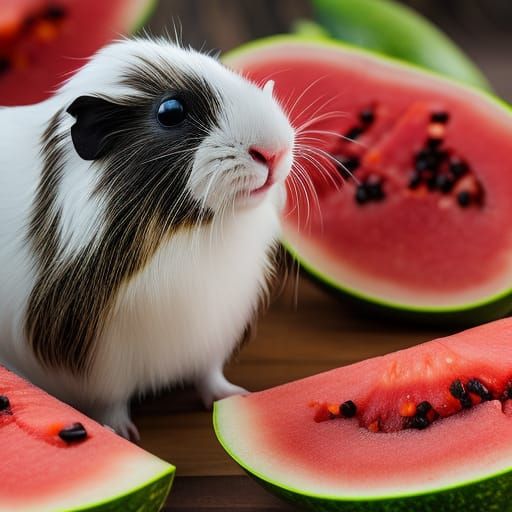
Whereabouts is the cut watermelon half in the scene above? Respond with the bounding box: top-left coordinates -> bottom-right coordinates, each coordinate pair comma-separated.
224,36 -> 512,324
0,0 -> 155,106
214,318 -> 512,511
0,365 -> 174,512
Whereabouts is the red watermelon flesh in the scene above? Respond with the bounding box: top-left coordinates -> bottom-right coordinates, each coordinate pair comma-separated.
0,365 -> 174,512
225,38 -> 512,314
0,0 -> 152,106
214,318 -> 512,497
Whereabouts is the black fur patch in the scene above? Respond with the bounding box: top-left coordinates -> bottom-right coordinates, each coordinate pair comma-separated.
26,54 -> 222,375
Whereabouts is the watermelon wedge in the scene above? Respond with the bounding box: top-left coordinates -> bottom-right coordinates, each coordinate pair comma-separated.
0,365 -> 174,512
214,318 -> 512,511
224,37 -> 512,324
0,0 -> 155,106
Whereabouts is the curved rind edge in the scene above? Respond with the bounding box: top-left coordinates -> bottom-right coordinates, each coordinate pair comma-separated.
69,464 -> 175,512
213,401 -> 512,510
284,240 -> 512,325
222,35 -> 510,115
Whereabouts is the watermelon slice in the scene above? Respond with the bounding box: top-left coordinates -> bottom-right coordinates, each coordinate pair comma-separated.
0,0 -> 155,106
214,318 -> 512,511
0,365 -> 174,512
224,37 -> 512,324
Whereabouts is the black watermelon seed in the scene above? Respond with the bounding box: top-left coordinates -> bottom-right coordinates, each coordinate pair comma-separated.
336,165 -> 351,180
457,190 -> 472,208
355,186 -> 369,205
415,401 -> 432,416
431,111 -> 450,124
409,415 -> 429,430
0,395 -> 10,412
415,150 -> 442,172
415,149 -> 429,160
449,380 -> 472,409
366,177 -> 385,201
449,380 -> 466,399
460,396 -> 473,409
359,109 -> 375,125
345,126 -> 364,141
426,153 -> 443,171
0,58 -> 10,75
435,174 -> 454,193
45,5 -> 67,20
433,149 -> 448,164
467,379 -> 493,401
427,174 -> 438,191
58,422 -> 88,443
415,159 -> 429,172
338,157 -> 360,175
340,400 -> 357,418
427,137 -> 443,149
408,170 -> 422,189
450,159 -> 469,178
337,157 -> 361,180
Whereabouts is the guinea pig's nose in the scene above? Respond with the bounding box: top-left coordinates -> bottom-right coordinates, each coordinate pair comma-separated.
249,146 -> 277,171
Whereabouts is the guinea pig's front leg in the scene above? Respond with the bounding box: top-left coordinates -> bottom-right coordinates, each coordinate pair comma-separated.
195,365 -> 248,410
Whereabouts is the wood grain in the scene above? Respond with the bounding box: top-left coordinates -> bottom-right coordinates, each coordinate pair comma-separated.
166,476 -> 295,511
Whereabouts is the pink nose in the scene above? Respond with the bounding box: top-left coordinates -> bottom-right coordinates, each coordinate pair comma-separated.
249,146 -> 279,171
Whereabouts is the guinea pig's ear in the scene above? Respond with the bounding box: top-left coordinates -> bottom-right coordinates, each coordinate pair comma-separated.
262,80 -> 275,98
66,96 -> 120,160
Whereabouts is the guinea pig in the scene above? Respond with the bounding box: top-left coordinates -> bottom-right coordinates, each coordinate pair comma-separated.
0,38 -> 294,440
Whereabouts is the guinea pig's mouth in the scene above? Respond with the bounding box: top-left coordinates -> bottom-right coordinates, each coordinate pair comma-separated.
249,168 -> 274,196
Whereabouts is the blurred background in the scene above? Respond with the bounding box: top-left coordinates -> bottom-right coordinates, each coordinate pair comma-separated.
147,0 -> 512,101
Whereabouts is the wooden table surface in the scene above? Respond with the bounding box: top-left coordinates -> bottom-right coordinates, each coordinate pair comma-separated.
134,275 -> 455,511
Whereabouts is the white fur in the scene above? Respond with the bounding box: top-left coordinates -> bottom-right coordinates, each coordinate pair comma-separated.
0,39 -> 294,437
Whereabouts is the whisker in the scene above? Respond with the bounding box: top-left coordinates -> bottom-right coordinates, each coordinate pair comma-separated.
298,128 -> 367,148
296,150 -> 343,189
295,110 -> 349,134
289,166 -> 314,229
285,75 -> 329,120
292,161 -> 324,229
296,144 -> 360,185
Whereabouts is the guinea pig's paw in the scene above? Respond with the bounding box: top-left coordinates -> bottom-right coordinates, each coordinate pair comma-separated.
114,419 -> 140,444
98,403 -> 140,443
196,371 -> 249,410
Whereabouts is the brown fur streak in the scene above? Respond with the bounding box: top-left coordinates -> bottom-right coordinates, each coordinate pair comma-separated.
25,57 -> 222,376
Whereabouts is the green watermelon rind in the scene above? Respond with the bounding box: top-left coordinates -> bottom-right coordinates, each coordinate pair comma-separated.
213,401 -> 512,511
308,0 -> 492,91
223,35 -> 512,324
131,0 -> 159,33
64,465 -> 175,512
285,241 -> 512,326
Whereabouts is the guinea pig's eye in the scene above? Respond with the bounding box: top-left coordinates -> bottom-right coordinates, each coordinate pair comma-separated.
157,98 -> 186,127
